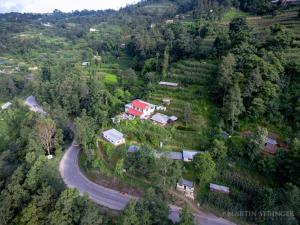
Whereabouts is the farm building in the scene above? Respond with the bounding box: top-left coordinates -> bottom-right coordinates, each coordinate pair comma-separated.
155,151 -> 183,160
82,61 -> 90,66
264,137 -> 279,154
151,113 -> 170,126
177,179 -> 195,200
162,98 -> 171,105
89,28 -> 98,32
210,183 -> 230,194
169,116 -> 178,123
1,102 -> 12,110
128,145 -> 140,153
159,81 -> 178,87
125,99 -> 156,119
102,129 -> 125,146
182,150 -> 202,162
165,19 -> 175,24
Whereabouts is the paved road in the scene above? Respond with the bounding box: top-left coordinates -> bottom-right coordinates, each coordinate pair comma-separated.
59,143 -> 237,225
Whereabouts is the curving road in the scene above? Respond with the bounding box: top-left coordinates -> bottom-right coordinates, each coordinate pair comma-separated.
59,142 -> 237,225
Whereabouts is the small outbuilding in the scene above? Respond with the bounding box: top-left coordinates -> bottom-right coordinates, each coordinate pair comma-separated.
264,137 -> 279,155
210,183 -> 230,194
182,150 -> 202,162
151,113 -> 170,126
82,61 -> 91,66
177,179 -> 195,200
128,145 -> 140,153
169,116 -> 178,123
102,129 -> 125,146
1,102 -> 12,110
159,81 -> 178,87
162,98 -> 171,105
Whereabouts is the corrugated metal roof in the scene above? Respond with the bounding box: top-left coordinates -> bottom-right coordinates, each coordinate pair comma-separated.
182,150 -> 202,159
210,183 -> 230,193
151,113 -> 169,124
159,81 -> 178,87
178,179 -> 194,188
102,129 -> 124,142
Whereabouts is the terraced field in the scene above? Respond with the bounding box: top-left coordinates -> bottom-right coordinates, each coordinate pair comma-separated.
148,59 -> 219,149
247,8 -> 300,61
247,9 -> 300,40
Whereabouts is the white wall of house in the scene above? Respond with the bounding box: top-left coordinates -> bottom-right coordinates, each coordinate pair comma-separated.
176,183 -> 195,200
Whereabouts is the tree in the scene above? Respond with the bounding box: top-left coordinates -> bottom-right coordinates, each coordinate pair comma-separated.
74,112 -> 96,163
246,127 -> 268,162
193,153 -> 216,186
162,45 -> 170,79
136,189 -> 170,225
217,53 -> 236,94
156,158 -> 183,188
210,139 -> 227,161
115,159 -> 125,178
179,205 -> 196,225
223,82 -> 244,133
35,118 -> 61,156
118,201 -> 139,225
213,34 -> 230,57
229,17 -> 252,47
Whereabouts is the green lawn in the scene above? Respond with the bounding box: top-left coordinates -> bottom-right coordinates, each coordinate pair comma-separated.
223,8 -> 249,22
103,72 -> 118,85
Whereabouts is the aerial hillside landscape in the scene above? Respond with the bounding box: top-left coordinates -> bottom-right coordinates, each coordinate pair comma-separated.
0,0 -> 300,225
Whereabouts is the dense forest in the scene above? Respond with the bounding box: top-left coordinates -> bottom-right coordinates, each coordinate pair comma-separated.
0,0 -> 300,225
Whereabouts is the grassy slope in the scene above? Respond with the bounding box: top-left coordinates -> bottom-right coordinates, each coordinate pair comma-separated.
148,59 -> 219,149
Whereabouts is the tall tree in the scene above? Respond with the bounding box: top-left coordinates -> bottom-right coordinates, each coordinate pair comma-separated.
246,127 -> 268,162
223,82 -> 244,133
118,201 -> 139,225
74,112 -> 96,163
35,118 -> 62,156
217,53 -> 236,95
179,205 -> 196,225
193,152 -> 216,186
229,17 -> 252,47
162,45 -> 170,79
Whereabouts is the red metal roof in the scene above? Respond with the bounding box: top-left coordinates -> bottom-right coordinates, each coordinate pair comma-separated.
132,100 -> 149,110
127,108 -> 143,116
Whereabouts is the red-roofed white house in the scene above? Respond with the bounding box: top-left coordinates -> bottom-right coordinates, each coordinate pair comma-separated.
125,100 -> 156,119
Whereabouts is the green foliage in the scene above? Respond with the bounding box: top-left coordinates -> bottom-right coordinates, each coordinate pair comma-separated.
229,17 -> 253,47
209,138 -> 228,161
178,205 -> 196,225
223,82 -> 244,133
74,112 -> 97,163
246,127 -> 268,162
193,152 -> 216,186
118,189 -> 170,225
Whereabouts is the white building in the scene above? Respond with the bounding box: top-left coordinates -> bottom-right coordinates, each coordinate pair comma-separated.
102,129 -> 125,146
210,183 -> 230,194
1,102 -> 12,110
125,99 -> 156,119
177,179 -> 195,200
89,28 -> 98,32
182,150 -> 203,162
82,61 -> 91,66
159,81 -> 178,87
